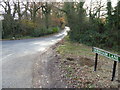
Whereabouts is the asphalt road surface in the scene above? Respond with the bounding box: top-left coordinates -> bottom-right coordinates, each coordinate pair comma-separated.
1,27 -> 70,88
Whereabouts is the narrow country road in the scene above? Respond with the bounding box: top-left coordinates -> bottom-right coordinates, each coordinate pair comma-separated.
1,27 -> 70,88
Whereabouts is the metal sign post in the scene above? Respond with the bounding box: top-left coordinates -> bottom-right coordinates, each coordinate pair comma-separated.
94,53 -> 98,71
111,61 -> 117,81
92,47 -> 120,81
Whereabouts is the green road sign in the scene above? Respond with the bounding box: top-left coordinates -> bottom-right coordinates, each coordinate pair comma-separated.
92,47 -> 120,62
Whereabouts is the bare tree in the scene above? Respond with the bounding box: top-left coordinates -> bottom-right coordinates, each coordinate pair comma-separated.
27,2 -> 42,22
88,0 -> 106,20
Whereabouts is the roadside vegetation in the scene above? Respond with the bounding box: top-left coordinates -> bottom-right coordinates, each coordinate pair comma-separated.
64,1 -> 119,53
1,1 -> 119,53
60,2 -> 119,88
56,36 -> 118,88
1,2 -> 65,40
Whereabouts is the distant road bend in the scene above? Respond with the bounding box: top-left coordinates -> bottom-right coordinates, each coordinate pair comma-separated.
1,27 -> 70,88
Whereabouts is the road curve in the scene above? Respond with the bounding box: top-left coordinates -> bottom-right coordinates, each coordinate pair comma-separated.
1,27 -> 70,88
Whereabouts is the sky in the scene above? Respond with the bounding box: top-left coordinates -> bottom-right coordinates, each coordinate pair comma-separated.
84,0 -> 118,7
0,0 -> 118,20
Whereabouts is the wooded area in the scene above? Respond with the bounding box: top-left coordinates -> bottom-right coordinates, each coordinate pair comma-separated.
1,2 -> 65,39
64,1 -> 119,53
1,0 -> 119,52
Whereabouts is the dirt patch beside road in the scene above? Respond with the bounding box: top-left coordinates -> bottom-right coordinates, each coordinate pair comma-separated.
32,44 -> 67,88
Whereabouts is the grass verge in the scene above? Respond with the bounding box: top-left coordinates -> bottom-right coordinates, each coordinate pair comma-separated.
56,36 -> 119,88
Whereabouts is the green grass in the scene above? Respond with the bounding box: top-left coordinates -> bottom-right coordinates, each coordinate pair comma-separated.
56,36 -> 118,60
57,36 -> 94,58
